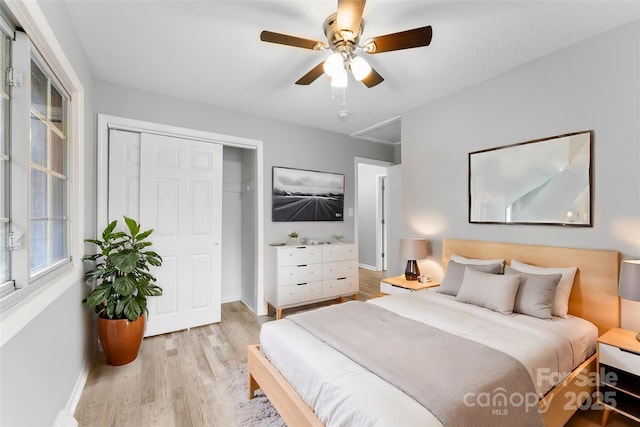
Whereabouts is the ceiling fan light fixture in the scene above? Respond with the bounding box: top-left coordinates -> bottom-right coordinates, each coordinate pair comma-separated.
350,55 -> 371,81
340,29 -> 355,41
323,52 -> 344,77
331,67 -> 348,88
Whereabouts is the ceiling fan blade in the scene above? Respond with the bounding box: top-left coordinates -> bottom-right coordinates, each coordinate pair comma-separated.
364,26 -> 432,54
295,62 -> 326,85
336,0 -> 366,41
260,30 -> 325,50
361,67 -> 384,88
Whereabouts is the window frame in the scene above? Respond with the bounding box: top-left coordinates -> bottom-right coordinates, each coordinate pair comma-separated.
0,13 -> 13,298
0,1 -> 85,348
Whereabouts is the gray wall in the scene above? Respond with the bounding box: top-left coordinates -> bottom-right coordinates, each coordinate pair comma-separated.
94,81 -> 395,246
396,20 -> 640,282
0,2 -> 97,427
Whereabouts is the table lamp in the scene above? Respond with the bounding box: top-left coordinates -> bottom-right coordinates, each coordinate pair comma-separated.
400,238 -> 428,281
619,260 -> 640,342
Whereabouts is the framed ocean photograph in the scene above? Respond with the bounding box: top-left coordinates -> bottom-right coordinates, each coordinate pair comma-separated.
272,166 -> 344,222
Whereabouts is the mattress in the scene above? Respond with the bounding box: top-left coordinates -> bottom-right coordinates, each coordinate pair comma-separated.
259,290 -> 598,427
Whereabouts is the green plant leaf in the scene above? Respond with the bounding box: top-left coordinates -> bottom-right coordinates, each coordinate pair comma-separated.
123,300 -> 141,321
103,220 -> 117,240
82,253 -> 102,262
106,303 -> 116,319
113,274 -> 137,296
136,229 -> 153,241
115,298 -> 127,317
108,231 -> 127,240
124,216 -> 140,237
110,251 -> 138,273
84,285 -> 111,308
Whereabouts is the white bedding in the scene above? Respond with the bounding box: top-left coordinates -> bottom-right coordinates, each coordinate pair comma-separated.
259,290 -> 598,427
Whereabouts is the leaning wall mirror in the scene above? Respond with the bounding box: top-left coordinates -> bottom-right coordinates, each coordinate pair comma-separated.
469,130 -> 592,226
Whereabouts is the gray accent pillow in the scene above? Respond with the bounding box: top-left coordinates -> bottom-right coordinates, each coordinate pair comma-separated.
509,259 -> 577,318
437,260 -> 503,296
504,266 -> 562,320
456,268 -> 521,315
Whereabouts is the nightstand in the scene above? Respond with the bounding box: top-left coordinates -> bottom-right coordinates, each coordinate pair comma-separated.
379,275 -> 440,295
597,328 -> 640,426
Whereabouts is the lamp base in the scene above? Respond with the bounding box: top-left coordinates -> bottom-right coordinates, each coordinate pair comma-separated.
404,260 -> 420,281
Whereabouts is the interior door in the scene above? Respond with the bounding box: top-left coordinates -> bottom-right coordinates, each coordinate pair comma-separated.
108,130 -> 223,336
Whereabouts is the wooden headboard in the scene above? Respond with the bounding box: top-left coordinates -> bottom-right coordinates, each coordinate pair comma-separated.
442,239 -> 620,335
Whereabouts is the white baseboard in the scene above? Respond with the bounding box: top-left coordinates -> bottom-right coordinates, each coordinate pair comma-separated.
54,360 -> 89,427
221,294 -> 241,304
358,263 -> 377,271
54,410 -> 78,427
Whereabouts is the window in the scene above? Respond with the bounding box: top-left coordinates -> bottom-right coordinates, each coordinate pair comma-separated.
1,20 -> 72,309
29,57 -> 69,278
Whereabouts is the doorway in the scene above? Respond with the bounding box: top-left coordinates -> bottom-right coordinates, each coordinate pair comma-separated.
355,158 -> 392,272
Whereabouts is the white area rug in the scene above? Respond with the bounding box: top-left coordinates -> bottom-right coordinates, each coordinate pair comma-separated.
228,365 -> 286,427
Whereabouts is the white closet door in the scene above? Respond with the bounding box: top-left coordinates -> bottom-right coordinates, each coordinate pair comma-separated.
139,133 -> 223,336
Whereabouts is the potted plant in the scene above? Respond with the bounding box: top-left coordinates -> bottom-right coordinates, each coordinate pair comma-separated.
82,216 -> 163,366
288,231 -> 300,246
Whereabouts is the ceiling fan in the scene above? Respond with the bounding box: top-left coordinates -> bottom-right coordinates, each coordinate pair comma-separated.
260,0 -> 433,88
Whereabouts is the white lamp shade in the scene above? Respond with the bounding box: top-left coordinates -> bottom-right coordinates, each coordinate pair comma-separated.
399,238 -> 428,260
323,52 -> 344,78
350,55 -> 371,81
619,260 -> 640,302
330,67 -> 348,88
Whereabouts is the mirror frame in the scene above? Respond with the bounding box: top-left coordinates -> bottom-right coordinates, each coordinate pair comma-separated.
468,130 -> 593,227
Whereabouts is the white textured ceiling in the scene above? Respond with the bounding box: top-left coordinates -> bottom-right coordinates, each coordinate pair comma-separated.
63,1 -> 640,144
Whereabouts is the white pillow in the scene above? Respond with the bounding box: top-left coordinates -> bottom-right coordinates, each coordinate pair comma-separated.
451,253 -> 505,273
456,268 -> 521,315
509,259 -> 577,318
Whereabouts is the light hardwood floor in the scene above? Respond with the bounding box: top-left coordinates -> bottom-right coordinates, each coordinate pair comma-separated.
74,269 -> 637,427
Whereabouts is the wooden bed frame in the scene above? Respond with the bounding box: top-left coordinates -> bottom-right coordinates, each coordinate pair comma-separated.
248,239 -> 621,427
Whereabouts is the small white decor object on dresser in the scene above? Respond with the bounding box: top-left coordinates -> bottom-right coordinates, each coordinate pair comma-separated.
266,243 -> 358,319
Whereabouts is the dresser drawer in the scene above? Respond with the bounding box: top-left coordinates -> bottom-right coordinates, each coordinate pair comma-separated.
322,260 -> 358,280
278,282 -> 322,306
323,277 -> 358,297
277,246 -> 322,267
278,264 -> 321,286
599,343 -> 640,376
322,244 -> 358,262
380,281 -> 412,295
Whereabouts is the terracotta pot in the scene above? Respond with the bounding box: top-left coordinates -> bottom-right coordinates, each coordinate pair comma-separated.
97,314 -> 146,366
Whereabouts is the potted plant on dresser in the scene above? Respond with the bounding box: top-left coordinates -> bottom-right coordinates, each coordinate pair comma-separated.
82,216 -> 163,366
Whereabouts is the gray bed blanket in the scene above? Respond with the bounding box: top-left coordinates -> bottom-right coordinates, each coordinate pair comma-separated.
288,301 -> 543,427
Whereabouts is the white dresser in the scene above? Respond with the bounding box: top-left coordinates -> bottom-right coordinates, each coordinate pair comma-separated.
266,243 -> 359,319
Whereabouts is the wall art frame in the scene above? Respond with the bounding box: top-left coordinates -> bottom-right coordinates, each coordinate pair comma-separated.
469,130 -> 593,226
272,166 -> 345,222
